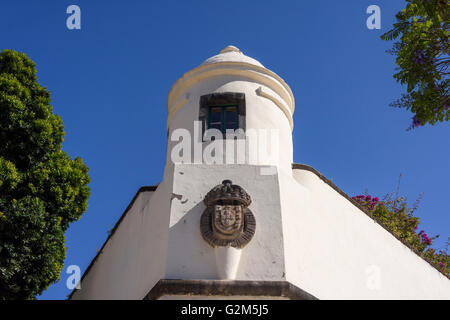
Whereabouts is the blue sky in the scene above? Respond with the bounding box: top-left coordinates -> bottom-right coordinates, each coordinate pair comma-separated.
0,0 -> 448,299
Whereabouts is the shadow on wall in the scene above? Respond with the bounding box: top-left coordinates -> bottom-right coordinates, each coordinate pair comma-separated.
165,201 -> 219,279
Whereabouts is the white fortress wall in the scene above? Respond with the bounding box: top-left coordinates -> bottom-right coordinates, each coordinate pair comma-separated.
280,167 -> 450,299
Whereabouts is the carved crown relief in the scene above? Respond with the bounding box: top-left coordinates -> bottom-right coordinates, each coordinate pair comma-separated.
200,180 -> 256,248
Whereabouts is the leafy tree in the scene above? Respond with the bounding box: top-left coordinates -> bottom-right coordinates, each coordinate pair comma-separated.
381,0 -> 449,128
0,50 -> 90,299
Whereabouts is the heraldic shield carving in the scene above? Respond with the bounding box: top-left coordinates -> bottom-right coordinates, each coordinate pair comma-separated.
200,180 -> 256,248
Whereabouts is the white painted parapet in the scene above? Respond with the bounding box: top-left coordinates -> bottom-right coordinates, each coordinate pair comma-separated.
282,165 -> 450,299
70,183 -> 171,300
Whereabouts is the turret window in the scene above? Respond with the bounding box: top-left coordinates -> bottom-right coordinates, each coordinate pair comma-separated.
208,105 -> 239,134
199,93 -> 246,139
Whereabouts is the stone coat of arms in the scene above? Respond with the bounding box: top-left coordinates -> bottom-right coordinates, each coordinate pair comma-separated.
200,180 -> 255,248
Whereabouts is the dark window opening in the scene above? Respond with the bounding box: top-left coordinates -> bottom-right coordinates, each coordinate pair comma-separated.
208,105 -> 239,134
199,92 -> 246,140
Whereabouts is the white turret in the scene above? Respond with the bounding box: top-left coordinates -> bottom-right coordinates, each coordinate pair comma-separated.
166,46 -> 295,175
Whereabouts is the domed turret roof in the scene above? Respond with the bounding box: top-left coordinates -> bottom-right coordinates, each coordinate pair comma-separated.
201,45 -> 264,68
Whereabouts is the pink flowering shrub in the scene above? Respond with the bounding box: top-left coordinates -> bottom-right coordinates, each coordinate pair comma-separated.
352,193 -> 449,277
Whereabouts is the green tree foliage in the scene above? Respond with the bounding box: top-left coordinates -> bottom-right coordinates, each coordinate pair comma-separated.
381,0 -> 449,128
0,50 -> 90,299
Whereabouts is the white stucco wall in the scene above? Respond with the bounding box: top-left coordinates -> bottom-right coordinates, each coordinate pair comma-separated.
280,167 -> 450,299
72,163 -> 450,300
165,163 -> 285,281
71,163 -> 286,299
71,177 -> 173,300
